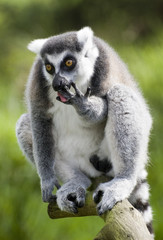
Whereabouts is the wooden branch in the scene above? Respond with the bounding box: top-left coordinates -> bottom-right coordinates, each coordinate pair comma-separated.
48,177 -> 152,240
94,199 -> 153,240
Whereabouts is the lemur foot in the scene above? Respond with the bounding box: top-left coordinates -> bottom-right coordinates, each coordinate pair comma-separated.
93,183 -> 118,215
56,182 -> 86,213
93,177 -> 132,215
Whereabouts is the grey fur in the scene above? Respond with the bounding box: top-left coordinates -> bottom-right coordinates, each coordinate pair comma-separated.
16,27 -> 153,235
41,32 -> 82,56
16,113 -> 34,163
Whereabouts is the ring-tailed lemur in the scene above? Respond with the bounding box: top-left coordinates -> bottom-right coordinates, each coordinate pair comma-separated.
16,27 -> 153,236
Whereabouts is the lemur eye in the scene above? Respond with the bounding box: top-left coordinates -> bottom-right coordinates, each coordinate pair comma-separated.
45,63 -> 55,74
61,56 -> 76,71
46,64 -> 52,71
65,59 -> 73,67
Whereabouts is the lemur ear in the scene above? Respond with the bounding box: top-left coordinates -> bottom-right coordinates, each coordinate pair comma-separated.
77,27 -> 94,50
77,27 -> 94,43
27,38 -> 48,54
77,27 -> 98,58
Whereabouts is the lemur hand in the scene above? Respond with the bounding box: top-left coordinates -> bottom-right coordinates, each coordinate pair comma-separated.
56,82 -> 91,106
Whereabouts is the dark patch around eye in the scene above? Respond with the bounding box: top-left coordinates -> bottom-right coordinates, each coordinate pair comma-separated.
61,56 -> 76,71
44,59 -> 55,75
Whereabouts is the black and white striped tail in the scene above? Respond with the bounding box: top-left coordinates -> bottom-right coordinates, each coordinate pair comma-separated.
129,178 -> 154,238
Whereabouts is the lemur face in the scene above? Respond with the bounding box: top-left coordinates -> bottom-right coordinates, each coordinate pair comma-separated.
28,27 -> 99,98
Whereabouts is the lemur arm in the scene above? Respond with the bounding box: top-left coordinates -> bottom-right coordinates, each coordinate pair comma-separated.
93,84 -> 152,215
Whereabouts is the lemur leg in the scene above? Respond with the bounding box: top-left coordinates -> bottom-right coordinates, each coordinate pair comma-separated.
16,113 -> 60,202
16,113 -> 34,164
129,173 -> 154,235
93,84 -> 152,217
56,162 -> 91,214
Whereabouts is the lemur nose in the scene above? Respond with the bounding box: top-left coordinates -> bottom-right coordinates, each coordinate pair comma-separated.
53,81 -> 62,91
52,74 -> 69,91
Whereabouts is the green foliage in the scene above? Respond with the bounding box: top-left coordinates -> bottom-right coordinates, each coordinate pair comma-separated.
0,0 -> 163,239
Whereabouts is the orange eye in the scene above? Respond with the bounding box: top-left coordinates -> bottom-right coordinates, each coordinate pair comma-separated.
65,59 -> 73,67
45,64 -> 52,72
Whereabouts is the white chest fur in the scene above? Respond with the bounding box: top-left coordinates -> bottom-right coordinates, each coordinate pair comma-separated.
48,91 -> 104,178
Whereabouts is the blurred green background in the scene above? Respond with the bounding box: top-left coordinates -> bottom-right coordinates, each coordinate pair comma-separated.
0,0 -> 163,239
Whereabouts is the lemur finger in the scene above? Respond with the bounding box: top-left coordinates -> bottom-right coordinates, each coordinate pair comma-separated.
97,195 -> 117,215
85,87 -> 91,98
63,196 -> 78,213
75,187 -> 86,208
71,82 -> 82,97
64,86 -> 74,97
69,203 -> 78,214
76,197 -> 85,208
65,196 -> 79,213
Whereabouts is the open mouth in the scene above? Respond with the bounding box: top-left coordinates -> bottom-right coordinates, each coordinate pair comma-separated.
55,83 -> 72,103
57,92 -> 69,103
